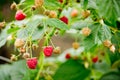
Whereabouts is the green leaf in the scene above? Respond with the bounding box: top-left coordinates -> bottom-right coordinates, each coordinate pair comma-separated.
17,16 -> 44,40
0,26 -> 9,48
100,24 -> 112,41
100,71 -> 120,80
46,18 -> 69,30
7,27 -> 20,34
44,0 -> 61,10
96,0 -> 120,27
81,0 -> 98,9
71,18 -> 93,29
90,23 -> 112,42
107,32 -> 120,64
83,23 -> 112,50
53,59 -> 90,80
83,0 -> 88,9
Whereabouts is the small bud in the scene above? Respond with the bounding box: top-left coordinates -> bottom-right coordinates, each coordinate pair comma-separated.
72,42 -> 79,49
10,55 -> 17,61
82,27 -> 91,36
23,53 -> 30,59
82,10 -> 90,18
49,11 -> 57,18
32,44 -> 39,50
44,10 -> 50,16
71,9 -> 78,17
19,47 -> 26,53
84,61 -> 89,68
53,46 -> 61,54
14,39 -> 25,48
82,56 -> 88,61
7,35 -> 14,41
10,2 -> 17,10
31,5 -> 36,11
109,45 -> 115,53
0,21 -> 6,29
103,40 -> 112,47
35,0 -> 44,8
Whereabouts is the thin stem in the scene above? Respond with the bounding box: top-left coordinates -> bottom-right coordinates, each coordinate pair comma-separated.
50,39 -> 55,48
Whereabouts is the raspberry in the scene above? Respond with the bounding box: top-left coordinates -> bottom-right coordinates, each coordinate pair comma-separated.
49,11 -> 57,18
35,0 -> 44,8
10,2 -> 17,10
65,53 -> 71,59
71,9 -> 78,17
82,10 -> 90,18
58,0 -> 63,3
15,10 -> 26,20
103,40 -> 112,48
82,27 -> 91,36
43,46 -> 53,57
109,45 -> 115,53
60,16 -> 68,24
14,39 -> 25,48
53,46 -> 61,54
92,56 -> 98,63
26,58 -> 37,69
23,52 -> 30,59
72,42 -> 79,49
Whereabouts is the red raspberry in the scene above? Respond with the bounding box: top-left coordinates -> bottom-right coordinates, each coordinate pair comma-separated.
60,16 -> 68,24
43,46 -> 53,57
92,56 -> 98,63
26,58 -> 37,69
58,0 -> 63,3
15,10 -> 26,20
65,53 -> 71,59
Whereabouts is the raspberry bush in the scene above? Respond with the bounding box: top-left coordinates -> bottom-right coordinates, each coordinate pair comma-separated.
0,0 -> 120,80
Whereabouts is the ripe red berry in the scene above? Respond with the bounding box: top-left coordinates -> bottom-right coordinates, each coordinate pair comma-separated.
92,56 -> 98,63
43,46 -> 53,57
60,16 -> 68,24
65,53 -> 71,59
58,0 -> 63,3
26,58 -> 37,69
15,10 -> 26,20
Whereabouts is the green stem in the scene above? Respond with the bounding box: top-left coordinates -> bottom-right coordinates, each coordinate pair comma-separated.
35,52 -> 45,80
